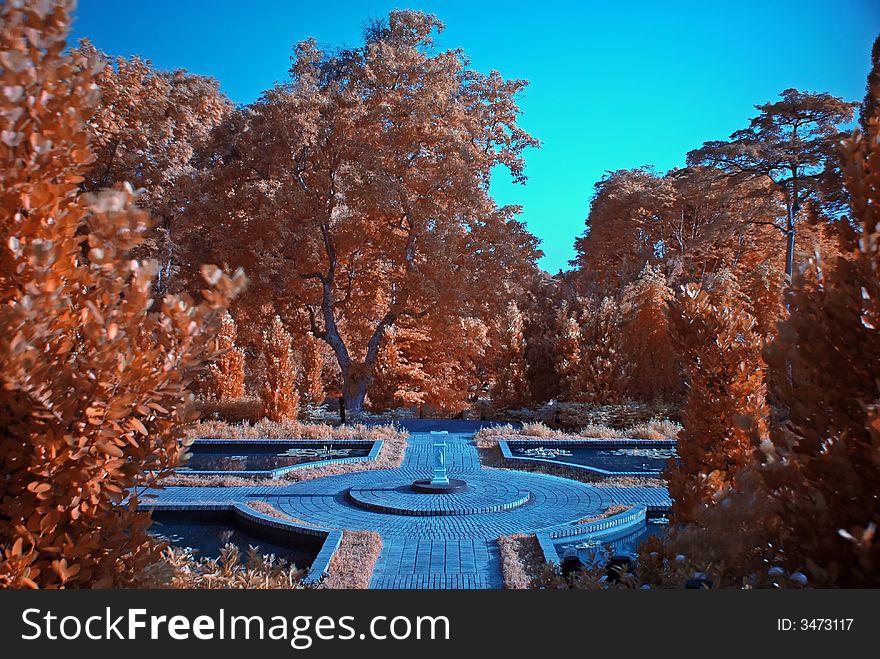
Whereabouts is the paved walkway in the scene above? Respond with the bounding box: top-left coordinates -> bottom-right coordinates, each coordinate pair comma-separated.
146,431 -> 671,589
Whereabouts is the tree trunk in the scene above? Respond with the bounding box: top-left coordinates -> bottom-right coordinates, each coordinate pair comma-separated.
785,170 -> 799,280
341,372 -> 370,415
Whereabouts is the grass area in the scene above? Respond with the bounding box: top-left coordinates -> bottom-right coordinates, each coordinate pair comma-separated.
244,500 -> 326,528
319,531 -> 383,589
473,420 -> 674,488
497,533 -> 548,589
474,419 -> 681,445
575,504 -> 633,524
186,418 -> 405,441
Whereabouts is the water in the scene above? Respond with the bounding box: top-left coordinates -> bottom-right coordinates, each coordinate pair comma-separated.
511,445 -> 677,473
178,442 -> 370,472
150,510 -> 319,569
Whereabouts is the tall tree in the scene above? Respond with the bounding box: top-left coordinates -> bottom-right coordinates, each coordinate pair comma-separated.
179,11 -> 540,413
571,166 -> 782,296
572,168 -> 664,294
687,89 -> 857,278
260,316 -> 300,421
72,41 -> 231,294
490,302 -> 531,409
667,279 -> 768,523
619,266 -> 680,402
859,34 -> 880,133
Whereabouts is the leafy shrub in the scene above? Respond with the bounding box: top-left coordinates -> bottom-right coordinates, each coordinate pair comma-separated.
666,279 -> 769,523
205,311 -> 246,400
260,315 -> 300,421
0,1 -> 243,588
751,93 -> 880,586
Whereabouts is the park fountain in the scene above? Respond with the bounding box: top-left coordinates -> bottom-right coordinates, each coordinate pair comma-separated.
411,431 -> 468,493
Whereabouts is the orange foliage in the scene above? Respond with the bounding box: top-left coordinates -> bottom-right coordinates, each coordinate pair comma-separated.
370,318 -> 488,414
619,266 -> 680,402
753,94 -> 880,586
205,311 -> 245,400
555,297 -> 626,404
299,332 -> 325,406
176,11 -> 540,413
260,316 -> 300,421
490,302 -> 532,410
0,0 -> 243,588
667,279 -> 769,523
72,40 -> 230,294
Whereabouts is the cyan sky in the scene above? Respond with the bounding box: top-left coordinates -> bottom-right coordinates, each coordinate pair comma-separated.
71,1 -> 880,272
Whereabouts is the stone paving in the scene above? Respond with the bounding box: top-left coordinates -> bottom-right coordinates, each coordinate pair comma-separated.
145,430 -> 672,589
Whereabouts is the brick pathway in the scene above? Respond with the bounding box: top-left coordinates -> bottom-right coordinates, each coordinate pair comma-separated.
145,430 -> 672,589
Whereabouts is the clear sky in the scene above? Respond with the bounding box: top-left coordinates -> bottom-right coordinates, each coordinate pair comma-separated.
70,1 -> 880,273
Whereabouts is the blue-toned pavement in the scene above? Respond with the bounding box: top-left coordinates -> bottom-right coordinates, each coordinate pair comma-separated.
146,431 -> 671,589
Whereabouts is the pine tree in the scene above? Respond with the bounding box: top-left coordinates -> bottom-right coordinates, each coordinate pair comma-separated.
260,316 -> 299,421
206,311 -> 245,400
491,302 -> 532,409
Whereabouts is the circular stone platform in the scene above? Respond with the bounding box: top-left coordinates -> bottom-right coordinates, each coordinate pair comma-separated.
264,467 -> 615,539
347,479 -> 530,516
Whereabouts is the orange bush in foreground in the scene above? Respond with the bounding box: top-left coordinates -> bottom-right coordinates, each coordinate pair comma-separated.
754,90 -> 880,586
0,0 -> 243,588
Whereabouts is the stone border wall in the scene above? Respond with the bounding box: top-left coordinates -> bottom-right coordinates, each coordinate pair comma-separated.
535,503 -> 649,564
141,499 -> 343,585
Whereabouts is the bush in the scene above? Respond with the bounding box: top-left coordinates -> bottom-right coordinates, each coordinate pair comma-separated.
0,1 -> 243,588
205,311 -> 246,400
666,279 -> 769,523
753,96 -> 880,586
260,315 -> 300,421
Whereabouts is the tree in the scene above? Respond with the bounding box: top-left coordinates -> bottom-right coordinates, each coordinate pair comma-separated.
369,317 -> 489,414
0,0 -> 243,587
572,168 -> 664,294
260,316 -> 299,421
205,311 -> 245,400
554,297 -> 626,404
571,166 -> 784,297
859,34 -> 880,133
518,271 -> 568,404
490,302 -> 531,409
299,332 -> 325,406
178,11 -> 540,414
72,41 -> 231,295
555,309 -> 584,402
667,279 -> 769,523
688,89 -> 858,278
754,82 -> 880,586
619,266 -> 680,402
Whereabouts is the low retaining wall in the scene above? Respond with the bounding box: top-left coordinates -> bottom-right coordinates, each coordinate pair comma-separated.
535,504 -> 649,565
141,499 -> 342,585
